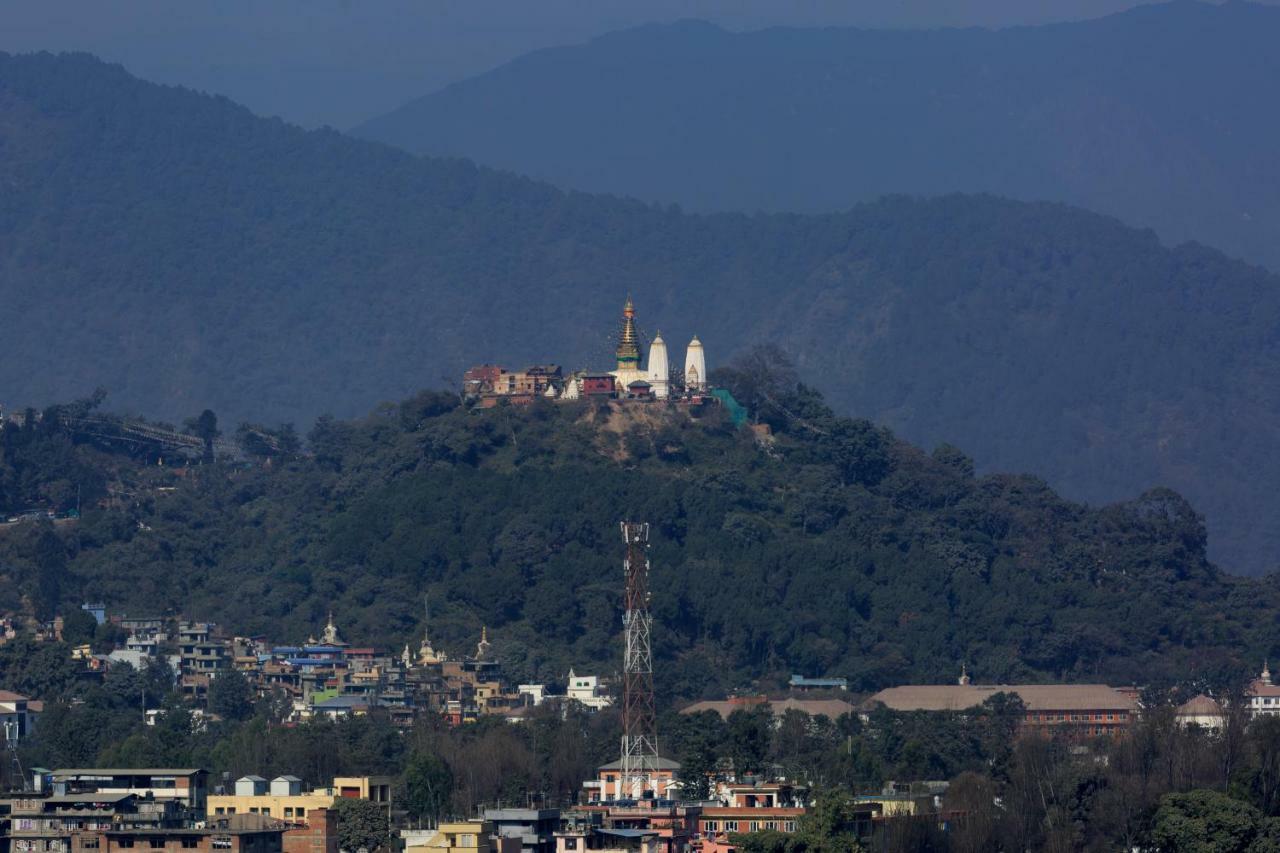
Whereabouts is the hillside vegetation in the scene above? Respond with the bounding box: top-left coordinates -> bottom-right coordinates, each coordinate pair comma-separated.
4,52 -> 1280,574
3,386 -> 1278,699
356,1 -> 1280,271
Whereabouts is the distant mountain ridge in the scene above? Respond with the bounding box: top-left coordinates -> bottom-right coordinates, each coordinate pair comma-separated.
4,51 -> 1280,574
355,0 -> 1280,271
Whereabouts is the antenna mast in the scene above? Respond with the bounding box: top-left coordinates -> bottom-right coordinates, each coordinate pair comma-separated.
620,522 -> 658,799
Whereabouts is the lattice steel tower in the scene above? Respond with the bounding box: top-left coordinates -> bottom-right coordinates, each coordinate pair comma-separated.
620,521 -> 658,799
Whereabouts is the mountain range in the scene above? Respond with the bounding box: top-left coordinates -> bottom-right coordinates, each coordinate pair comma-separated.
3,51 -> 1280,574
355,0 -> 1280,272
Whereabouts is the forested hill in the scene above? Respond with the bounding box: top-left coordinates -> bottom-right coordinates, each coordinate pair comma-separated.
355,1 -> 1280,272
3,389 -> 1278,698
4,52 -> 1280,576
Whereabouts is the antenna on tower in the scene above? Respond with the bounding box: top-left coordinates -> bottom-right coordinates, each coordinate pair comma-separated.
619,521 -> 658,800
4,720 -> 24,792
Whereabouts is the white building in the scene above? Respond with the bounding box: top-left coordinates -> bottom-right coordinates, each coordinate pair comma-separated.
566,670 -> 612,711
1176,694 -> 1225,731
1249,663 -> 1280,716
685,336 -> 707,391
648,333 -> 670,399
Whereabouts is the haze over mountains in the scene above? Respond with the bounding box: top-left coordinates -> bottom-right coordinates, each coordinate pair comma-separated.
3,51 -> 1280,575
356,0 -> 1280,271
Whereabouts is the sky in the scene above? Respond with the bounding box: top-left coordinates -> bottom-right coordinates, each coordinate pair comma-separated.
0,0 -> 1251,129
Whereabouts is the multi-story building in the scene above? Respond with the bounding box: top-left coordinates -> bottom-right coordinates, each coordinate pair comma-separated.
1248,663 -> 1280,716
565,672 -> 611,712
102,814 -> 284,853
583,759 -> 682,804
4,791 -> 187,853
208,775 -> 390,822
482,810 -> 560,853
178,624 -> 230,704
46,769 -> 209,814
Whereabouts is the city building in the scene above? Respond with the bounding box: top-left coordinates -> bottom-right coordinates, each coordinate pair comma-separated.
46,769 -> 209,813
102,814 -> 285,853
178,623 -> 230,704
482,809 -> 560,853
565,671 -> 612,711
583,759 -> 681,804
282,809 -> 338,853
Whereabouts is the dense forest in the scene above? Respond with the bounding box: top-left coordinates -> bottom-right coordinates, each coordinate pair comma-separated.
5,51 -> 1280,577
0,372 -> 1277,698
356,1 -> 1280,272
7,383 -> 1280,849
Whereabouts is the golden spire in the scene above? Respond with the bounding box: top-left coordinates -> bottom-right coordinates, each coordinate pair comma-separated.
616,297 -> 642,370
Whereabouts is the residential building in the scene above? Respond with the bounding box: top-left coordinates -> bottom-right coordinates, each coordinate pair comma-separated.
281,810 -> 338,853
482,810 -> 560,853
565,672 -> 611,711
420,821 -> 499,853
583,759 -> 681,804
3,791 -> 187,853
208,775 -> 389,822
102,814 -> 284,853
178,623 -> 230,704
47,769 -> 209,813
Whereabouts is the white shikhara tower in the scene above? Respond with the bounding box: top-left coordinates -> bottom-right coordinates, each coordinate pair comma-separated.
648,332 -> 670,399
684,336 -> 707,391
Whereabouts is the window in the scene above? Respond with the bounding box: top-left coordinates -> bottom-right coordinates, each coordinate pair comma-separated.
182,840 -> 199,849
118,841 -> 134,849
149,839 -> 165,849
704,822 -> 718,833
82,840 -> 99,850
564,841 -> 578,851
215,809 -> 225,816
784,822 -> 796,833
724,822 -> 737,833
212,837 -> 233,850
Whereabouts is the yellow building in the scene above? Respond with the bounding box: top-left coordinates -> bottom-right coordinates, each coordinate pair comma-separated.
408,821 -> 496,853
207,775 -> 391,822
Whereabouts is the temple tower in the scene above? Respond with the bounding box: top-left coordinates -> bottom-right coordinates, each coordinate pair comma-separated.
616,298 -> 643,372
685,336 -> 707,391
648,332 -> 670,399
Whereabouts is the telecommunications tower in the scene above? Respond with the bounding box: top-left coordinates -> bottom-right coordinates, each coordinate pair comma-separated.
620,521 -> 658,799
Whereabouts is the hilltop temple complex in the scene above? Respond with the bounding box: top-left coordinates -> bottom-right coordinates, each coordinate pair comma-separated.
463,298 -> 712,405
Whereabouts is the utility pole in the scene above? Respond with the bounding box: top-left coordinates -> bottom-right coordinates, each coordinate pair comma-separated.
619,522 -> 658,800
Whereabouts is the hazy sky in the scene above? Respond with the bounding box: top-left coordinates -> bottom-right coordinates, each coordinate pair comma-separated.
0,0 -> 1248,128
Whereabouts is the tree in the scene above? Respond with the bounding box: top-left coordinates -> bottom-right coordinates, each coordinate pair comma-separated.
208,668 -> 254,721
185,409 -> 220,463
794,787 -> 865,853
60,608 -> 98,646
334,796 -> 392,853
1150,790 -> 1269,852
402,751 -> 452,827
